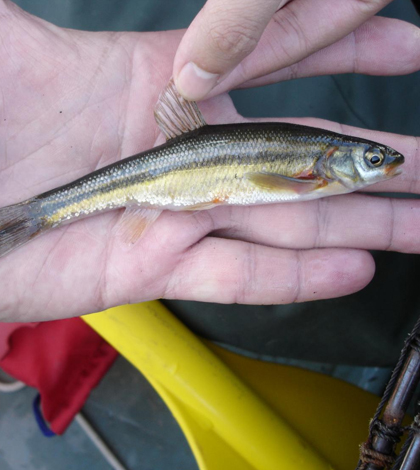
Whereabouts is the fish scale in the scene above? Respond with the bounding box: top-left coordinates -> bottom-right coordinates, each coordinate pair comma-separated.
38,124 -> 322,221
0,89 -> 404,258
34,122 -> 399,223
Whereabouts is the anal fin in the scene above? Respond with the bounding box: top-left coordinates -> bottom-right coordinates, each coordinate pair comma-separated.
117,206 -> 162,244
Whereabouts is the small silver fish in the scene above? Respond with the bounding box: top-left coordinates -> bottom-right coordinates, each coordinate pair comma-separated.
0,80 -> 404,258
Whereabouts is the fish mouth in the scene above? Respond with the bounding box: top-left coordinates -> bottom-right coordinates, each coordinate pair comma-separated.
390,167 -> 403,177
385,152 -> 404,177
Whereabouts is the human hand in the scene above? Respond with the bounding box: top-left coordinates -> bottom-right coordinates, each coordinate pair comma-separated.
0,1 -> 419,322
174,0 -> 403,100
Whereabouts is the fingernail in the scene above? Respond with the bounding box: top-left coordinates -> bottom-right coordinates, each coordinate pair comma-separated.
176,62 -> 219,101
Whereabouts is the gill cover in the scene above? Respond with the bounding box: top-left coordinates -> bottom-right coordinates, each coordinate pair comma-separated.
326,149 -> 359,189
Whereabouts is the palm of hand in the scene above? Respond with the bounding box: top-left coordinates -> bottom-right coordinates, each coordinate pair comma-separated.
0,9 -> 262,321
0,5 -> 418,322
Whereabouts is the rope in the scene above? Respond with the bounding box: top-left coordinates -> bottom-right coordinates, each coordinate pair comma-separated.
356,315 -> 420,469
359,443 -> 395,468
0,378 -> 26,393
75,413 -> 127,470
391,415 -> 420,469
372,421 -> 403,447
372,316 -> 420,427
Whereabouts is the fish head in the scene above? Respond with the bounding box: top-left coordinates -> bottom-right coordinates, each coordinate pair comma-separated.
324,143 -> 404,190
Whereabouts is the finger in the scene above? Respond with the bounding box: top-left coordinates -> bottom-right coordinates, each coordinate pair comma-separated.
164,237 -> 375,304
174,0 -> 392,100
174,0 -> 282,100
204,193 -> 420,255
218,17 -> 420,92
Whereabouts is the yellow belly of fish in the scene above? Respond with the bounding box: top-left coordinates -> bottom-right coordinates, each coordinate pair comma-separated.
130,165 -> 349,209
48,163 -> 350,225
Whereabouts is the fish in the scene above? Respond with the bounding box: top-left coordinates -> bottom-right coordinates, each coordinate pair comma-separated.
0,79 -> 404,258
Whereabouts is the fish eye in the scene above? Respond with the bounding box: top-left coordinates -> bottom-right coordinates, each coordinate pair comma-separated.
365,149 -> 385,167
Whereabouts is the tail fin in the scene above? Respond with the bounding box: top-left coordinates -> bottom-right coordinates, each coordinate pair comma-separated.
0,199 -> 47,258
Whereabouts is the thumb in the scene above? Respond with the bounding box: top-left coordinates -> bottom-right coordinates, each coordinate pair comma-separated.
174,0 -> 284,101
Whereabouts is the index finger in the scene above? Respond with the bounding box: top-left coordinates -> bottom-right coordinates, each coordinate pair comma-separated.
174,0 -> 392,100
174,0 -> 282,100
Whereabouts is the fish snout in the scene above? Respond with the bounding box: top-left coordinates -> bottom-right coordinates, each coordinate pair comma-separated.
385,151 -> 404,177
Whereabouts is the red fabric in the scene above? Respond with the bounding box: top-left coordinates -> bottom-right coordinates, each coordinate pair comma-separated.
0,318 -> 117,434
0,322 -> 38,359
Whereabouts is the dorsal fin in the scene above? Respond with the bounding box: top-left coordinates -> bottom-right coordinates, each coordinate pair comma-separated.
154,78 -> 207,140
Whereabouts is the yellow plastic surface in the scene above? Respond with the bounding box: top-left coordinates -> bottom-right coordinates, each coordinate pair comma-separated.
84,301 -> 379,470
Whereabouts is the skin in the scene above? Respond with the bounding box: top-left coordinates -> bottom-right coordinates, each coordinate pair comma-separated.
174,0 -> 396,100
0,1 -> 419,322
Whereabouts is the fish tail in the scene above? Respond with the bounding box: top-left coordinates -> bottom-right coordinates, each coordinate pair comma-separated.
0,198 -> 47,258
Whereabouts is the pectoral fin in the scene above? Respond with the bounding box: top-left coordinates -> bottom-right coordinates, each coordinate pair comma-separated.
117,206 -> 162,244
184,202 -> 220,211
245,172 -> 326,194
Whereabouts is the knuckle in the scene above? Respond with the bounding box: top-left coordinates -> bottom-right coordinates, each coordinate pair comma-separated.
287,62 -> 300,81
273,9 -> 310,56
352,0 -> 389,13
292,250 -> 302,303
207,18 -> 260,60
385,198 -> 395,251
413,136 -> 420,194
314,198 -> 331,248
232,243 -> 255,303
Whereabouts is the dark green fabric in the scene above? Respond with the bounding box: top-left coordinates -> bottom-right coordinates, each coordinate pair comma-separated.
15,0 -> 420,366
